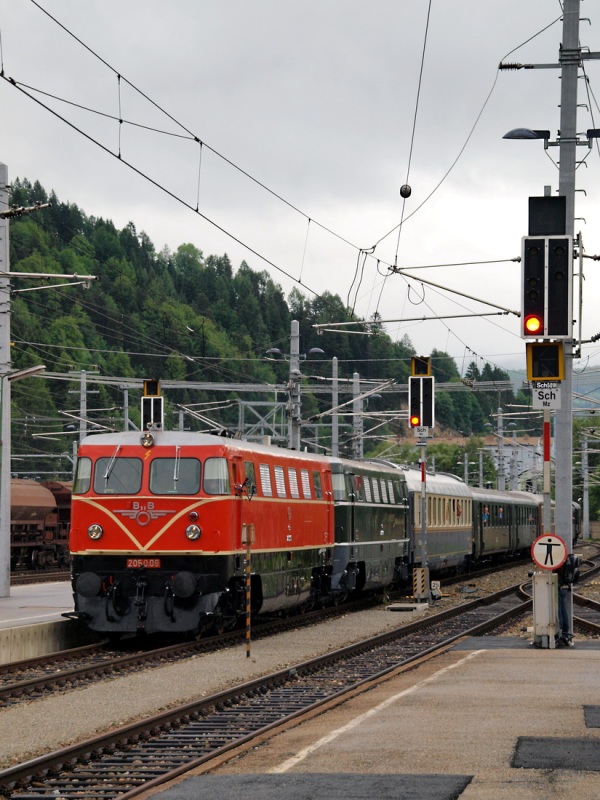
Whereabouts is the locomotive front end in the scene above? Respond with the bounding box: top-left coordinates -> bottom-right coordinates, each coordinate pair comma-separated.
69,432 -> 238,635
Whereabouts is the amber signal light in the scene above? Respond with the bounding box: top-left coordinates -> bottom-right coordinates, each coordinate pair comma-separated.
524,314 -> 543,335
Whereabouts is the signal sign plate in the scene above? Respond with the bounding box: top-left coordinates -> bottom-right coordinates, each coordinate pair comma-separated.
531,533 -> 567,571
532,384 -> 562,410
414,426 -> 429,439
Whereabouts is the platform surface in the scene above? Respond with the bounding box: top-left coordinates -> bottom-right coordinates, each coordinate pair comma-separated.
150,637 -> 600,800
0,581 -> 73,630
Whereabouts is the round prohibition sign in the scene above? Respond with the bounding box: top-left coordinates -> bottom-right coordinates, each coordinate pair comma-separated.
531,533 -> 568,571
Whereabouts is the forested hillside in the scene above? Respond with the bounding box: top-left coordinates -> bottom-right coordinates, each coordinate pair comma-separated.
7,179 -> 528,473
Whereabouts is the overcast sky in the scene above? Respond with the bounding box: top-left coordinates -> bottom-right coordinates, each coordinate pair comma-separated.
2,1 -> 600,382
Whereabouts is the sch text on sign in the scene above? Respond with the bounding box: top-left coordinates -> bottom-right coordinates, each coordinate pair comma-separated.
532,383 -> 561,410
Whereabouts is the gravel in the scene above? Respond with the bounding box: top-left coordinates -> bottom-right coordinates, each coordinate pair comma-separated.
0,556 -> 593,771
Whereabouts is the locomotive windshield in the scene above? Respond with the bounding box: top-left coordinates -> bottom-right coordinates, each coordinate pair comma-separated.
150,458 -> 201,494
94,457 -> 142,494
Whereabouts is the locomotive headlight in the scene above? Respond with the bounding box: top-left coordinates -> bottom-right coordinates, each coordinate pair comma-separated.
88,524 -> 104,541
185,524 -> 202,541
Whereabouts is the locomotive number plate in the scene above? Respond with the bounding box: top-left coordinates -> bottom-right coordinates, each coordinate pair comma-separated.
126,558 -> 161,569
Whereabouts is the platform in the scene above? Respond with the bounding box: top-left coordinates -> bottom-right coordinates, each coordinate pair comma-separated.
0,582 -> 97,663
148,637 -> 600,800
0,582 -> 73,630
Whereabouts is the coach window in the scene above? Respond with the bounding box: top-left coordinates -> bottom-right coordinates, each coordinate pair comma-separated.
73,457 -> 92,494
94,457 -> 142,494
312,471 -> 323,499
203,457 -> 230,495
150,458 -> 200,494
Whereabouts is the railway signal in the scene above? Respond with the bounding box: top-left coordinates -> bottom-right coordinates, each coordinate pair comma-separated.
521,235 -> 573,339
408,376 -> 435,428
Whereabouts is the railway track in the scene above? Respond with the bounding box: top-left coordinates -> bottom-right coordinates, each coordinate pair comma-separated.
10,570 -> 70,586
0,584 -> 530,800
0,597 -> 381,707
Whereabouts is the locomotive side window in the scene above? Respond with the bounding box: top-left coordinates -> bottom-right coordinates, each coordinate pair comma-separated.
94,457 -> 142,494
203,457 -> 230,495
313,471 -> 323,499
259,463 -> 273,496
288,468 -> 300,498
274,466 -> 287,498
300,469 -> 311,499
150,458 -> 200,494
73,457 -> 92,494
371,479 -> 380,503
380,480 -> 388,504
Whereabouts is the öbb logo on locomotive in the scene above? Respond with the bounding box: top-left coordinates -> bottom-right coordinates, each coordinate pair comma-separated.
68,429 -> 579,637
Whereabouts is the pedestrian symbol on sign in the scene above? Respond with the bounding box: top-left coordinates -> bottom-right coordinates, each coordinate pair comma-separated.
531,534 -> 568,571
541,538 -> 561,565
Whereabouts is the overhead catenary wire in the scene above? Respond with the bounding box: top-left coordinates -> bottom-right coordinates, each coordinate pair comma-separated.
5,1 -> 533,323
6,2 -> 599,391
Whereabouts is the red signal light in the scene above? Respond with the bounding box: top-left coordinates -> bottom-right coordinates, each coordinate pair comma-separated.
409,414 -> 421,427
524,314 -> 543,335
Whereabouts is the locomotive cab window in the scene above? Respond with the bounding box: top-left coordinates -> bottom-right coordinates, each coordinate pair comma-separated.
312,471 -> 323,499
93,457 -> 142,494
150,458 -> 201,495
244,461 -> 256,490
203,457 -> 230,495
73,457 -> 92,494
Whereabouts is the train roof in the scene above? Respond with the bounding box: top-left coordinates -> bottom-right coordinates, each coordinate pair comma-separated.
80,431 -> 332,463
403,469 -> 472,497
470,486 -> 542,506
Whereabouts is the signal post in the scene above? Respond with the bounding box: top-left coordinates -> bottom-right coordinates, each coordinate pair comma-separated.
408,358 -> 435,602
521,202 -> 573,646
